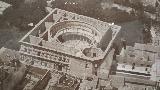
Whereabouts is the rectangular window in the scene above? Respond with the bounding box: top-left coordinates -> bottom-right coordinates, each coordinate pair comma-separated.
93,53 -> 96,57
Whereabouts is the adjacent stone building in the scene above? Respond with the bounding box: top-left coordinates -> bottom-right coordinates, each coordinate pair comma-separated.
116,43 -> 157,79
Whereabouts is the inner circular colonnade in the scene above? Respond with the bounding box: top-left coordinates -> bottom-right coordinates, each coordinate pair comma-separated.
49,21 -> 104,58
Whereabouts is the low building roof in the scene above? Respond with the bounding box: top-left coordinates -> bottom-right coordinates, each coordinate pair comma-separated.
134,43 -> 160,53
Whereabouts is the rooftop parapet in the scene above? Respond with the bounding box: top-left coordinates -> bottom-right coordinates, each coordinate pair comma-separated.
19,8 -> 121,62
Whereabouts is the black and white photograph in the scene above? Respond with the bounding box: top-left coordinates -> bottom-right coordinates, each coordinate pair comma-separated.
0,0 -> 160,90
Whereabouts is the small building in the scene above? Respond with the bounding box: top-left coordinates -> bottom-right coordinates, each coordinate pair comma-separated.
15,66 -> 51,90
109,75 -> 157,90
116,43 -> 157,79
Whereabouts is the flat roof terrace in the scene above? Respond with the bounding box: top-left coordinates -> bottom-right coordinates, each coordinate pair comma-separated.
19,8 -> 121,61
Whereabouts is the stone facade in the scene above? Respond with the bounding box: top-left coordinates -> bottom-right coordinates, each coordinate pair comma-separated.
19,8 -> 121,79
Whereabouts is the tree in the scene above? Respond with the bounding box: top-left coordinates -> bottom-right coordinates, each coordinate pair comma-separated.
3,0 -> 47,30
1,0 -> 24,8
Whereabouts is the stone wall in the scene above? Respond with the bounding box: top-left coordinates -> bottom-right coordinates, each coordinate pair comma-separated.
69,58 -> 93,78
32,70 -> 51,90
19,44 -> 94,78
